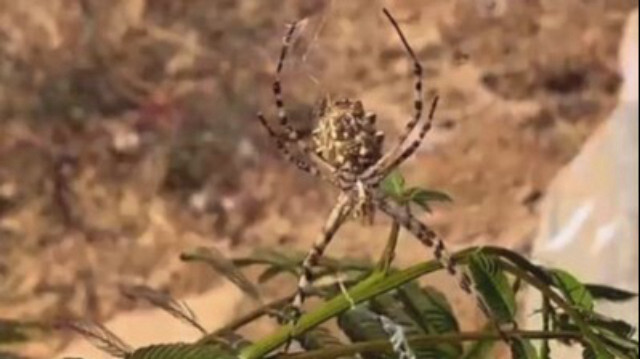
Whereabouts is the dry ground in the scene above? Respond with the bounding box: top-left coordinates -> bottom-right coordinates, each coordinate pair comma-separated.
0,0 -> 637,357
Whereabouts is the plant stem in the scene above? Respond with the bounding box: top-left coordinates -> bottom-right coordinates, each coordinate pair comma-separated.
376,219 -> 400,274
239,249 -> 477,359
238,245 -> 624,359
275,330 -> 583,359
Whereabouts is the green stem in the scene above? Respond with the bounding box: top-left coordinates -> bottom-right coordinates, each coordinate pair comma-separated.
275,330 -> 583,359
238,245 -> 622,359
239,248 -> 475,359
376,218 -> 400,274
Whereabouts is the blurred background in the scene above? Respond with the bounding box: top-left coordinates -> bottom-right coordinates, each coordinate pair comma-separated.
0,0 -> 637,358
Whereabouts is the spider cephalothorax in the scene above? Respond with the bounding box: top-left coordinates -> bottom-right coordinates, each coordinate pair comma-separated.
311,98 -> 384,175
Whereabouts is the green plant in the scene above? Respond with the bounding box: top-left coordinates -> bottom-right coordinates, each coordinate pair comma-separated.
53,173 -> 638,359
0,319 -> 49,357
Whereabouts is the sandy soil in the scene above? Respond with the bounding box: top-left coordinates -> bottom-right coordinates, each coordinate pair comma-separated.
0,0 -> 637,357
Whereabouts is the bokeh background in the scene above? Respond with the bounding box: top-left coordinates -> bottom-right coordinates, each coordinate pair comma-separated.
0,0 -> 637,357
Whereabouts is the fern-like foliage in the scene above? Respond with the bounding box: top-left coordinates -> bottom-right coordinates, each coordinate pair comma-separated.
48,173 -> 638,359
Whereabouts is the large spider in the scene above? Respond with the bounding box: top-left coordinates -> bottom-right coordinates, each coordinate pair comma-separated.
257,7 -> 490,345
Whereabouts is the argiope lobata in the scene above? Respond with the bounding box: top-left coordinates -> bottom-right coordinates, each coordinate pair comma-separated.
257,7 -> 492,347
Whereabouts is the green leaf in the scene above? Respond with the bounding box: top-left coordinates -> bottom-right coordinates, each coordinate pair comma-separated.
462,338 -> 496,359
585,284 -> 638,302
180,246 -> 261,301
232,248 -> 301,271
583,344 -> 597,359
381,171 -> 406,200
371,293 -> 458,359
200,331 -> 252,352
396,284 -> 462,358
488,247 -> 553,285
582,342 -> 616,359
370,294 -> 420,331
127,343 -> 236,359
369,295 -> 424,358
510,337 -> 540,359
594,324 -> 639,358
234,248 -> 371,276
299,326 -> 344,351
397,283 -> 460,335
549,269 -> 594,312
460,323 -> 498,359
0,319 -> 31,344
257,266 -> 286,284
56,320 -> 132,358
408,188 -> 452,213
3,320 -> 48,345
468,252 -> 517,323
120,285 -> 206,334
547,312 -> 636,358
338,305 -> 395,359
380,171 -> 453,214
299,326 -> 359,359
588,313 -> 637,339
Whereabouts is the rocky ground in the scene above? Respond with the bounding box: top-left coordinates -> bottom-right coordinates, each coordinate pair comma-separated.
0,0 -> 637,357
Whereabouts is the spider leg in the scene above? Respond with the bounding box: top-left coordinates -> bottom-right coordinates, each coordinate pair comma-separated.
362,8 -> 429,179
285,193 -> 353,350
366,96 -> 438,184
266,21 -> 355,186
273,21 -> 304,142
372,191 -> 494,322
258,113 -> 325,178
259,112 -> 355,198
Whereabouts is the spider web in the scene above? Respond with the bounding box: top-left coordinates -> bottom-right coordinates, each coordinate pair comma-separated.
270,0 -> 389,128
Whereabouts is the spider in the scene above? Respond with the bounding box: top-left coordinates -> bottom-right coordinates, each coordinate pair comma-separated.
257,7 -> 491,346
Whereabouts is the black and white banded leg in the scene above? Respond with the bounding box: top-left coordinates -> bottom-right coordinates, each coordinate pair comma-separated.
373,193 -> 493,320
285,193 -> 354,349
363,8 -> 430,179
272,20 -> 303,142
257,113 -> 324,180
366,95 -> 439,185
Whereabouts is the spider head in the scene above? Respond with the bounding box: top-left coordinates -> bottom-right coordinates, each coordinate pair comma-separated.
311,98 -> 384,174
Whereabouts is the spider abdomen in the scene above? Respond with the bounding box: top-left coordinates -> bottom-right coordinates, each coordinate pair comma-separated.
311,98 -> 384,174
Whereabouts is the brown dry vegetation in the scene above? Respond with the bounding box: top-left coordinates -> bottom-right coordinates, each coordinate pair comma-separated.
0,0 -> 637,357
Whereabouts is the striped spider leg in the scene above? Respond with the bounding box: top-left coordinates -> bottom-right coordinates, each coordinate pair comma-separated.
360,8 -> 437,183
258,18 -> 347,183
257,110 -> 359,351
360,9 -> 495,325
256,7 -> 498,352
370,190 -> 494,320
289,193 -> 353,320
256,16 -> 363,351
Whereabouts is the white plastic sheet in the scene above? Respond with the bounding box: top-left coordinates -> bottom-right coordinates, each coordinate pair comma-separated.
525,8 -> 639,357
